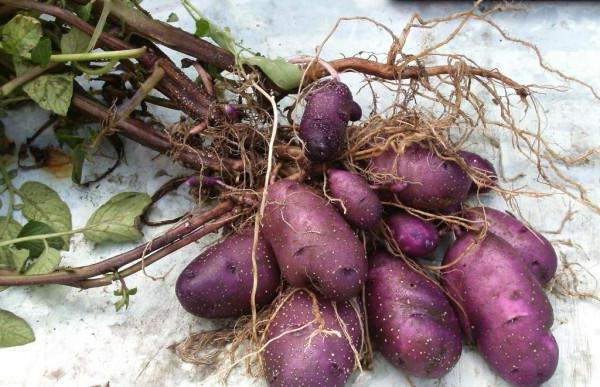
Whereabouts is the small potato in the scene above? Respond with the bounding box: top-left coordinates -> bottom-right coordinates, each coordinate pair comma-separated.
385,212 -> 439,258
261,180 -> 367,300
349,101 -> 362,121
366,251 -> 462,378
459,151 -> 497,193
442,232 -> 558,386
175,229 -> 280,318
464,207 -> 557,285
369,143 -> 471,210
263,289 -> 362,387
327,168 -> 383,230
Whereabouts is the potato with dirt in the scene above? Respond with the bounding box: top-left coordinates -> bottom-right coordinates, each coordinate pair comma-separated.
385,212 -> 439,258
261,180 -> 367,300
299,80 -> 355,162
369,143 -> 472,210
262,289 -> 363,387
442,232 -> 559,386
175,229 -> 281,318
366,251 -> 462,378
327,168 -> 383,230
463,207 -> 557,285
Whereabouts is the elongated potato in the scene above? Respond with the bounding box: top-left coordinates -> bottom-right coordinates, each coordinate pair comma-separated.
327,168 -> 382,230
263,290 -> 363,387
299,80 -> 354,161
369,144 -> 471,210
442,233 -> 558,386
366,251 -> 462,378
261,180 -> 367,300
464,207 -> 557,285
175,229 -> 280,318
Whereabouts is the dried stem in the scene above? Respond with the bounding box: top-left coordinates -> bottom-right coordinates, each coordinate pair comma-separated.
0,201 -> 234,287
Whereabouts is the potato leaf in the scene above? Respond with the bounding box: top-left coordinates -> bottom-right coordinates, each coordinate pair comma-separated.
30,37 -> 52,68
71,145 -> 85,185
25,246 -> 61,276
60,28 -> 90,55
23,73 -> 74,117
7,248 -> 29,274
0,217 -> 22,268
1,15 -> 42,56
0,309 -> 35,348
84,192 -> 151,244
15,221 -> 64,259
243,56 -> 303,90
167,12 -> 179,23
19,182 -> 72,248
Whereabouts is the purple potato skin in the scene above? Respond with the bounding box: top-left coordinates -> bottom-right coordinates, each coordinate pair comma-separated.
369,144 -> 472,210
464,207 -> 557,285
366,251 -> 462,378
459,151 -> 498,193
350,101 -> 362,121
327,169 -> 383,230
442,233 -> 558,387
299,80 -> 354,162
386,212 -> 439,258
263,290 -> 362,387
175,230 -> 280,319
262,180 -> 368,300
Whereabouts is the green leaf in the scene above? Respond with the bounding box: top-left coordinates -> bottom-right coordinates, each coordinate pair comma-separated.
167,12 -> 179,23
25,246 -> 61,276
76,3 -> 94,21
15,221 -> 64,259
243,56 -> 303,90
1,15 -> 42,56
71,145 -> 85,185
60,28 -> 90,55
0,217 -> 22,268
0,309 -> 35,348
19,182 -> 72,248
194,19 -> 210,37
84,192 -> 151,244
30,37 -> 52,68
8,248 -> 29,273
22,73 -> 74,116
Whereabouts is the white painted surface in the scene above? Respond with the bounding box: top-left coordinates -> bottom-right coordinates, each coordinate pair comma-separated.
1,1 -> 599,386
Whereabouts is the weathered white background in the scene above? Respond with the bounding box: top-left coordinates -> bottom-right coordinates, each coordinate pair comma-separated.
1,1 -> 599,386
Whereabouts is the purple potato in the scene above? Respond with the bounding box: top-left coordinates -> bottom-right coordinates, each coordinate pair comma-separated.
369,143 -> 471,210
263,289 -> 362,387
366,251 -> 462,378
350,101 -> 362,121
261,180 -> 367,300
175,229 -> 280,318
442,233 -> 558,387
459,151 -> 498,193
385,212 -> 439,258
299,80 -> 354,162
327,168 -> 383,230
464,207 -> 557,285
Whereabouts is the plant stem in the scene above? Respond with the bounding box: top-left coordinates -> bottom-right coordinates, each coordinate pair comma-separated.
20,48 -> 147,63
116,66 -> 164,120
74,211 -> 237,289
306,57 -> 528,96
3,0 -> 215,120
0,63 -> 59,97
70,91 -> 244,173
69,0 -> 234,69
0,201 -> 235,286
